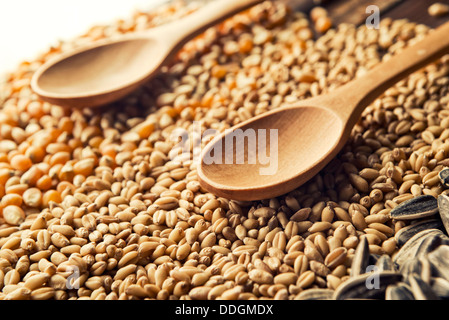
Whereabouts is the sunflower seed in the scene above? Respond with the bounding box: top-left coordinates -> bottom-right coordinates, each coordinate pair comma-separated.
385,283 -> 414,300
438,168 -> 449,188
427,245 -> 449,281
389,195 -> 438,220
395,219 -> 444,248
399,258 -> 422,277
333,271 -> 402,300
375,255 -> 397,272
437,194 -> 449,235
407,274 -> 440,300
295,288 -> 334,300
415,232 -> 449,258
419,256 -> 432,284
431,277 -> 449,298
368,254 -> 381,266
350,236 -> 369,277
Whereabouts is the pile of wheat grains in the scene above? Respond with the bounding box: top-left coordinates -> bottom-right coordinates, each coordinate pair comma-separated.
0,0 -> 449,300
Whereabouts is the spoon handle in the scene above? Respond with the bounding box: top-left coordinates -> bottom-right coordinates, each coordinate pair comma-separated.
328,21 -> 449,131
155,0 -> 264,45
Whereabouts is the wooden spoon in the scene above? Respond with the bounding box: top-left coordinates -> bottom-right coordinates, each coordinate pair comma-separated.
30,0 -> 264,108
198,21 -> 449,201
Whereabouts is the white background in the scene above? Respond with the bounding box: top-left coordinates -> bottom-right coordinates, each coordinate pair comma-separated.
0,0 -> 169,75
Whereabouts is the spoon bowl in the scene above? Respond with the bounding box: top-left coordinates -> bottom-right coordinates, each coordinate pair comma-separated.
32,37 -> 165,108
31,0 -> 265,108
198,105 -> 344,200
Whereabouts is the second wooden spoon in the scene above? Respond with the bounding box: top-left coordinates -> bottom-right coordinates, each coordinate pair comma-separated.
198,21 -> 449,201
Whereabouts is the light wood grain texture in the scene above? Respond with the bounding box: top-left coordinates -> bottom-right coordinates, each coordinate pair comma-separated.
198,21 -> 449,201
30,0 -> 264,108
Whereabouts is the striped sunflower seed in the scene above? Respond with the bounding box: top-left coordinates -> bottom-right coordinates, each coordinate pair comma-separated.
437,194 -> 449,235
333,271 -> 402,300
389,195 -> 438,220
394,219 -> 444,248
295,288 -> 334,300
375,255 -> 397,272
438,168 -> 449,188
393,229 -> 445,266
350,236 -> 369,277
399,258 -> 423,278
385,283 -> 414,300
407,274 -> 440,300
431,277 -> 449,299
415,232 -> 449,258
